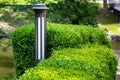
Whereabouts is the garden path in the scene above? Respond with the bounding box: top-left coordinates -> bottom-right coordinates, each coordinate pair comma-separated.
0,21 -> 14,34
114,50 -> 120,80
115,50 -> 120,80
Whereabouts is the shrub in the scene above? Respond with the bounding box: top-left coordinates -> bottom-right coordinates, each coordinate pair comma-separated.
10,23 -> 112,77
46,23 -> 111,55
10,24 -> 35,77
18,47 -> 117,80
47,0 -> 99,27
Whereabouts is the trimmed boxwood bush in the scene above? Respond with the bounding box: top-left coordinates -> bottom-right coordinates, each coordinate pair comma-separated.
10,23 -> 112,77
10,24 -> 35,77
46,23 -> 111,56
18,47 -> 117,80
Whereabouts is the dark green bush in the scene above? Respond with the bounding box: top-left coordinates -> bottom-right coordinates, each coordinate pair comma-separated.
47,0 -> 99,27
10,24 -> 35,77
47,23 -> 111,55
10,23 -> 111,77
18,47 -> 117,80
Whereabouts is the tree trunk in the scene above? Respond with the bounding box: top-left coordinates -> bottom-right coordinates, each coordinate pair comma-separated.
103,0 -> 108,10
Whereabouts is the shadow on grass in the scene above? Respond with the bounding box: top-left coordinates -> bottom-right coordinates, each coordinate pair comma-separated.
0,55 -> 14,68
97,8 -> 118,25
0,53 -> 14,79
0,39 -> 14,80
0,76 -> 14,80
0,53 -> 14,80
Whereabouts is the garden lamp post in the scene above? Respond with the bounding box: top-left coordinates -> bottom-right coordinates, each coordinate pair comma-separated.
33,4 -> 48,65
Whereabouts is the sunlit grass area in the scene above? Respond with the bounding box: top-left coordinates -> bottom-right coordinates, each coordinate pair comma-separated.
99,24 -> 120,34
3,0 -> 58,4
15,0 -> 27,4
97,8 -> 120,34
1,0 -> 27,4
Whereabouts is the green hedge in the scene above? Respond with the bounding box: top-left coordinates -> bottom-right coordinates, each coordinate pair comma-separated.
18,47 -> 117,80
47,23 -> 111,55
10,24 -> 35,77
10,23 -> 112,77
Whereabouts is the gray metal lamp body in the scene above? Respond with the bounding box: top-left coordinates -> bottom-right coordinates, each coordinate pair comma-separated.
33,4 -> 48,65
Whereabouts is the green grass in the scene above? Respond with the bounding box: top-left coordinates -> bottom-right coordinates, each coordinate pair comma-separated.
0,0 -> 27,4
15,0 -> 27,4
1,0 -> 57,4
97,8 -> 120,50
0,39 -> 14,80
97,8 -> 120,34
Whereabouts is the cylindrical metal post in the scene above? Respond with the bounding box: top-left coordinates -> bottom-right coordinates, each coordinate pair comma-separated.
33,4 -> 48,65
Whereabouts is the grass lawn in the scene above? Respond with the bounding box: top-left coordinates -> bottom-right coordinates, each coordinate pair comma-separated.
0,39 -> 14,80
97,8 -> 120,34
1,0 -> 27,4
1,0 -> 57,4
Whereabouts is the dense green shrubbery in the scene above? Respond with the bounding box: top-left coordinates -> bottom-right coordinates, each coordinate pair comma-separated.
10,23 -> 111,77
18,47 -> 117,80
47,0 -> 99,27
47,23 -> 111,55
10,24 -> 35,77
0,0 -> 54,11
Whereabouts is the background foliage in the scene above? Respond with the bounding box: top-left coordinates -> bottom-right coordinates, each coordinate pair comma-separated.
0,0 -> 99,27
47,0 -> 99,27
